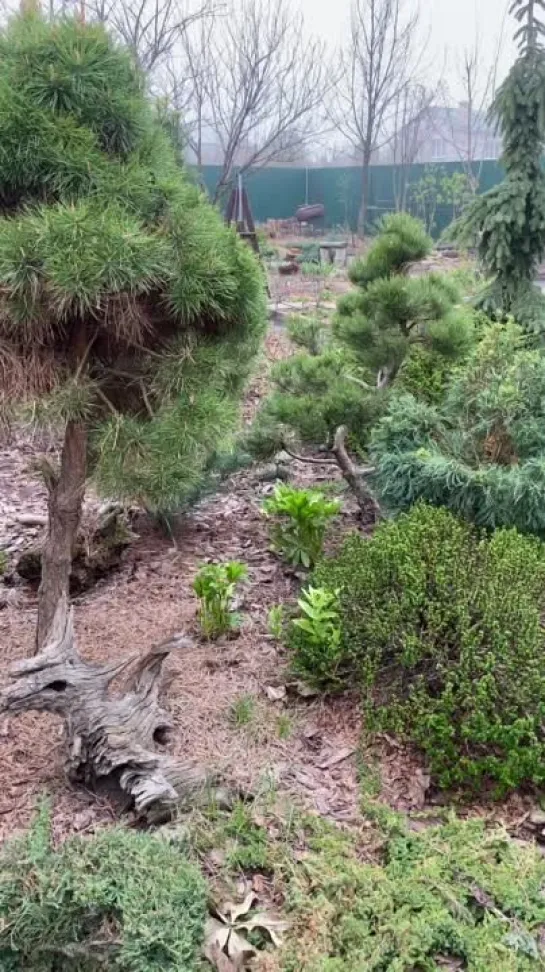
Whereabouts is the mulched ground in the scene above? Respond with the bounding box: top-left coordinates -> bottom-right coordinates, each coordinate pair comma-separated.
0,289 -> 541,848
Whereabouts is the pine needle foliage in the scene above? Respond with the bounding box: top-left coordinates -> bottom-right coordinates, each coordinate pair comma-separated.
371,320 -> 545,536
0,802 -> 207,971
348,211 -> 432,287
455,0 -> 545,327
334,218 -> 473,387
0,12 -> 266,510
296,504 -> 545,791
247,215 -> 471,459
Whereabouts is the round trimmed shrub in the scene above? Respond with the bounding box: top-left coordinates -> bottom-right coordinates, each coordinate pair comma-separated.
294,504 -> 545,791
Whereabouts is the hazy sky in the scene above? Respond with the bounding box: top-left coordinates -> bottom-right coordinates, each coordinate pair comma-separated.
298,0 -> 516,97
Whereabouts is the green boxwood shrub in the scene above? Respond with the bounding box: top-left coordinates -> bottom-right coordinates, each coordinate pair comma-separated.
292,504 -> 545,791
0,806 -> 207,971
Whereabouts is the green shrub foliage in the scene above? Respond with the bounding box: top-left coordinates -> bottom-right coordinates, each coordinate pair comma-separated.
455,1 -> 545,326
372,320 -> 545,536
0,13 -> 266,510
246,348 -> 384,457
348,212 -> 432,286
0,805 -> 207,971
294,504 -> 545,790
248,214 -> 471,458
263,484 -> 340,568
283,814 -> 545,971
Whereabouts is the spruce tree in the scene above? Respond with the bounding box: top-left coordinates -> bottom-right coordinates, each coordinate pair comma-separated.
457,0 -> 545,327
0,12 -> 266,647
371,321 -> 545,536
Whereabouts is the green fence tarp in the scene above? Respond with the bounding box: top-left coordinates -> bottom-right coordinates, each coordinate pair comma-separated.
199,160 -> 505,234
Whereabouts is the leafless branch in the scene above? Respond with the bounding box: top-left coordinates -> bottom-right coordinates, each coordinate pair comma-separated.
434,17 -> 507,188
88,0 -> 216,73
166,0 -> 330,197
388,82 -> 436,210
328,0 -> 424,233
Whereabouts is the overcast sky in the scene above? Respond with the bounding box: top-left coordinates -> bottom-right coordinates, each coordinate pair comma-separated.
298,0 -> 516,98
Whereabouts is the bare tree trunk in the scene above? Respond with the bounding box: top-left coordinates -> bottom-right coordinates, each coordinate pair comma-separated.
332,426 -> 378,517
36,419 -> 87,651
358,156 -> 370,235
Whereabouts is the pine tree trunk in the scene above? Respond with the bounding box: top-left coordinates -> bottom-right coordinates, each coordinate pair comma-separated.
36,419 -> 87,652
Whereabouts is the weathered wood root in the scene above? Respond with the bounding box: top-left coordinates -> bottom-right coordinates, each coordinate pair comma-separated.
0,599 -> 216,819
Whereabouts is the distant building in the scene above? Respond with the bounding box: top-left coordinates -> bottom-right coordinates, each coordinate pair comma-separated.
383,103 -> 503,166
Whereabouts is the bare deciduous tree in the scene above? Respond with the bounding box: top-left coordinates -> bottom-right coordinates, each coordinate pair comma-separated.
330,0 -> 423,233
159,13 -> 216,171
437,24 -> 506,191
184,0 -> 329,199
389,83 -> 435,211
88,0 -> 212,73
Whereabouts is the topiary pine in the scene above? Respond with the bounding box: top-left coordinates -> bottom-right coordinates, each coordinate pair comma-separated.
334,213 -> 473,389
455,0 -> 545,328
247,214 -> 473,462
371,320 -> 545,536
0,12 -> 266,647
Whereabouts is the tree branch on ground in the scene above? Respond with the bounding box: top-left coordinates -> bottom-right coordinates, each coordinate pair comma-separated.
0,598 -> 223,819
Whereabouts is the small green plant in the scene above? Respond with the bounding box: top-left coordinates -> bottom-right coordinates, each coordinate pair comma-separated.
297,241 -> 321,265
229,693 -> 256,727
289,585 -> 343,688
263,484 -> 340,568
0,550 -> 6,575
267,604 -> 285,640
308,504 -> 545,791
276,714 -> 293,739
300,261 -> 335,278
0,803 -> 207,971
286,315 -> 325,355
223,801 -> 271,871
193,561 -> 248,638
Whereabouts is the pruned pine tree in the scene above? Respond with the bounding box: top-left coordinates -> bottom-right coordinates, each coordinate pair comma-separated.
247,215 -> 473,515
334,213 -> 471,390
0,12 -> 266,649
456,0 -> 545,327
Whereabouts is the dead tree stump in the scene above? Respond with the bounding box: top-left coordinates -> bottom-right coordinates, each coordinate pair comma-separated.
0,599 -> 214,819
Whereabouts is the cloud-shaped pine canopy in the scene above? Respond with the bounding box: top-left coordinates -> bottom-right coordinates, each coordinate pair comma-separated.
0,12 -> 266,509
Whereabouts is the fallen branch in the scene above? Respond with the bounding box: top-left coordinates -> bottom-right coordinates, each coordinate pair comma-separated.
281,440 -> 337,466
0,598 -> 218,820
331,426 -> 379,517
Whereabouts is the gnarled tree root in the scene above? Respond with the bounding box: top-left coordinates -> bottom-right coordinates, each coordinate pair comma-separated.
0,599 -> 220,821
